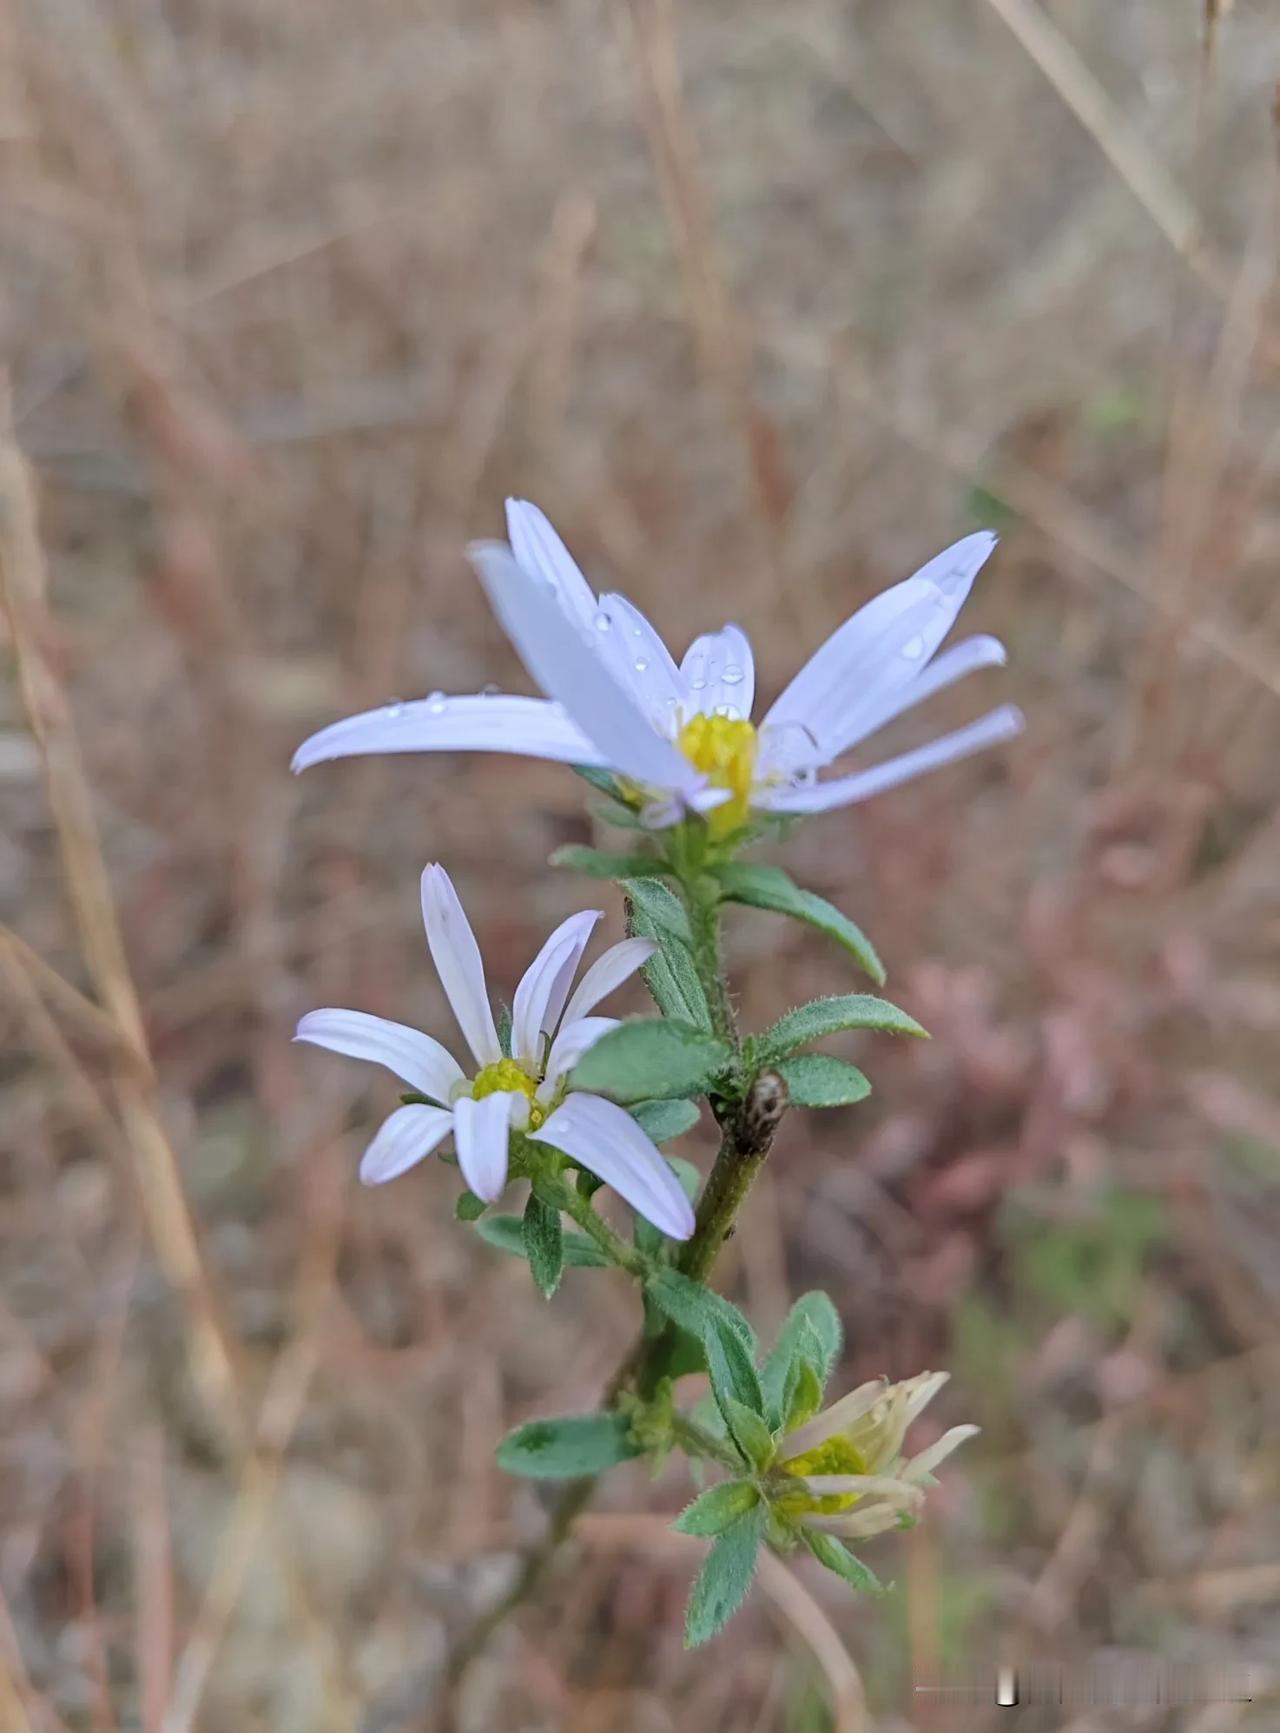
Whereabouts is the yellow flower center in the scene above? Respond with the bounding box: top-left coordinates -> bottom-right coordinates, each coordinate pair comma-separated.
471,1058 -> 546,1129
777,1435 -> 866,1516
678,713 -> 758,835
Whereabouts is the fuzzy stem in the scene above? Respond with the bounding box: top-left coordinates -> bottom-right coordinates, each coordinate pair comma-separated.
437,865 -> 785,1719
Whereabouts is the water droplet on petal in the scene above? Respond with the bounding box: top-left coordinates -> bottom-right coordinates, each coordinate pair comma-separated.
426,691 -> 447,715
384,698 -> 405,717
721,665 -> 744,686
713,702 -> 737,719
480,683 -> 501,698
594,609 -> 613,633
634,656 -> 649,674
691,676 -> 708,692
631,623 -> 643,638
902,635 -> 926,661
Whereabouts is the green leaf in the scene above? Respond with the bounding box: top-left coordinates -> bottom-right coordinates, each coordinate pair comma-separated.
475,1213 -> 609,1269
572,764 -> 627,800
674,1481 -> 760,1537
624,881 -> 710,1029
622,876 -> 692,943
631,1099 -> 702,1144
761,1293 -> 843,1429
705,1321 -> 766,1435
522,1191 -> 564,1298
497,1412 -> 640,1479
645,1267 -> 757,1356
593,797 -> 648,831
684,1504 -> 766,1647
801,1529 -> 884,1595
454,1190 -> 487,1222
757,994 -> 927,1064
551,844 -> 669,879
713,863 -> 885,985
775,1054 -> 872,1109
570,1019 -> 732,1105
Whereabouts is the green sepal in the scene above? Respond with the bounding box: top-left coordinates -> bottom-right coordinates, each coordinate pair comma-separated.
572,764 -> 628,800
522,1190 -> 564,1298
475,1213 -> 609,1269
760,1292 -> 843,1428
570,1019 -> 732,1104
757,994 -> 928,1064
454,1190 -> 487,1223
801,1529 -> 885,1595
551,844 -> 669,879
497,1411 -> 641,1479
631,1098 -> 702,1144
496,1000 -> 513,1058
774,1054 -> 871,1108
781,1356 -> 824,1434
674,1480 -> 760,1537
712,863 -> 885,985
644,1267 -> 757,1355
684,1503 -> 766,1647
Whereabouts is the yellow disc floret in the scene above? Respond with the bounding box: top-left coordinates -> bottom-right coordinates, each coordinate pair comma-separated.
678,712 -> 758,835
471,1058 -> 546,1129
776,1434 -> 866,1516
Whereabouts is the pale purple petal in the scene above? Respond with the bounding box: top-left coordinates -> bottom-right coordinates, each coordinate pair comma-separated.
777,1381 -> 886,1462
903,1424 -> 980,1482
762,533 -> 997,756
537,1016 -> 619,1099
451,1092 -> 516,1202
560,937 -> 657,1027
505,499 -> 599,634
420,864 -> 502,1068
511,909 -> 602,1068
359,1103 -> 455,1185
467,541 -> 698,791
757,637 -> 1007,780
595,592 -> 686,724
757,706 -> 1023,815
680,625 -> 755,719
292,694 -> 604,774
639,783 -> 732,830
294,1008 -> 465,1101
532,1092 -> 696,1240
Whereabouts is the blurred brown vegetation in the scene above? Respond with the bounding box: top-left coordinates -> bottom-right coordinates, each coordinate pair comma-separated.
2,0 -> 1279,1728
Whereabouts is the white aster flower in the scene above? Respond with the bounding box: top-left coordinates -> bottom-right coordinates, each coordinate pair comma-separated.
293,499 -> 1023,832
295,863 -> 695,1240
774,1369 -> 979,1541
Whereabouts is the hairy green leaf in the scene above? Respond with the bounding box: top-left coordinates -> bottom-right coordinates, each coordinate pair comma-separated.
631,1099 -> 702,1144
714,863 -> 885,984
775,1054 -> 872,1109
624,880 -> 710,1029
551,845 -> 668,880
497,1412 -> 640,1480
721,1396 -> 775,1471
570,1019 -> 731,1105
705,1321 -> 766,1442
522,1191 -> 564,1299
781,1355 -> 824,1433
801,1529 -> 885,1595
674,1481 -> 760,1537
475,1213 -> 608,1269
758,994 -> 927,1063
684,1504 -> 766,1647
645,1267 -> 757,1355
621,876 -> 692,943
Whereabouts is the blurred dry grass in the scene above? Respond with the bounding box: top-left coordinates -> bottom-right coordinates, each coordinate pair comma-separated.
2,0 -> 1280,1728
